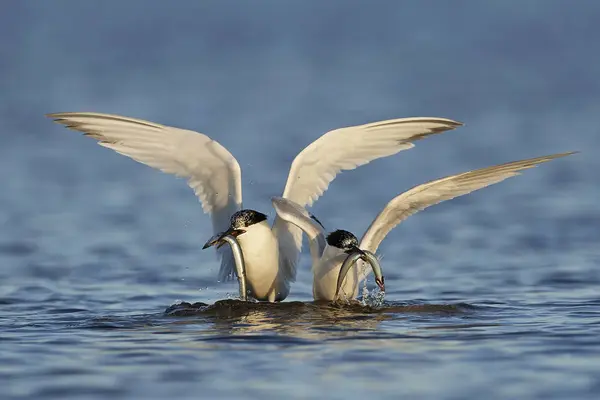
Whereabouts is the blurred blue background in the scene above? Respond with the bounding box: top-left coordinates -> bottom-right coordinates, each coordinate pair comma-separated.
1,1 -> 600,399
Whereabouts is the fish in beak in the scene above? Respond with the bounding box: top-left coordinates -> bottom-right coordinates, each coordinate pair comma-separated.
345,244 -> 365,256
202,228 -> 248,301
335,248 -> 385,301
202,228 -> 246,249
360,250 -> 385,293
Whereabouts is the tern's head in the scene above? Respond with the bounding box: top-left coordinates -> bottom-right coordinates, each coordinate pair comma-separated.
326,229 -> 362,254
229,209 -> 268,230
202,209 -> 268,249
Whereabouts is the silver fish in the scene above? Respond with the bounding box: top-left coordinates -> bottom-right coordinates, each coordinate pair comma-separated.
213,234 -> 248,301
335,249 -> 385,300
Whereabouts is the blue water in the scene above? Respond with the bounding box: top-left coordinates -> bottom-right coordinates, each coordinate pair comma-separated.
2,1 -> 600,399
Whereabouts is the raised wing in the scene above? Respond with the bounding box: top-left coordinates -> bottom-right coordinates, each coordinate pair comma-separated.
358,151 -> 576,279
271,197 -> 326,266
47,112 -> 242,280
273,117 -> 463,283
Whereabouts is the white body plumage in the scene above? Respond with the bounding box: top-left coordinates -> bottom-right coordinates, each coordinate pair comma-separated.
235,220 -> 286,302
312,245 -> 359,301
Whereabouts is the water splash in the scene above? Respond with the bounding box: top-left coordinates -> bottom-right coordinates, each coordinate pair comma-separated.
360,288 -> 386,308
360,279 -> 386,308
224,291 -> 236,300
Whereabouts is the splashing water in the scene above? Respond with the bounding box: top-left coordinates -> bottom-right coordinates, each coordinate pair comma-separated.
360,279 -> 386,308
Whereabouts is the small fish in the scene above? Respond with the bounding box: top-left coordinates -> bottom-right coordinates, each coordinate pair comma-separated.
335,250 -> 385,301
207,234 -> 248,301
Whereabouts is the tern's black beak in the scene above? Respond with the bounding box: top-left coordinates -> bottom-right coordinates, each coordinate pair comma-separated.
345,245 -> 365,256
202,227 -> 246,249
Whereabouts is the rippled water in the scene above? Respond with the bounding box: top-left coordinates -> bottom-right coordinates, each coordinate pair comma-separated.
2,1 -> 600,399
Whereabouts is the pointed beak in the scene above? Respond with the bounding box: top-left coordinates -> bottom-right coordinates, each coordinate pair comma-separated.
345,245 -> 365,256
202,227 -> 246,249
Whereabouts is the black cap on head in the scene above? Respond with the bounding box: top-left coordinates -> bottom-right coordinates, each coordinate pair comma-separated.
230,209 -> 268,229
326,229 -> 359,251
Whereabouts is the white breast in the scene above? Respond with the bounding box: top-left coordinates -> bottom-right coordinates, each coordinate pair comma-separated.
312,245 -> 359,301
236,221 -> 282,301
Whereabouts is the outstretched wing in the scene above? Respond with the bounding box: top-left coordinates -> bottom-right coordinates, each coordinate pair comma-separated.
358,151 -> 576,280
47,112 -> 242,280
273,117 -> 463,283
271,197 -> 326,266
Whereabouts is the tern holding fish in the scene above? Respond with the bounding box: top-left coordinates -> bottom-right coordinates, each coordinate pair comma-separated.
272,152 -> 576,302
47,112 -> 462,302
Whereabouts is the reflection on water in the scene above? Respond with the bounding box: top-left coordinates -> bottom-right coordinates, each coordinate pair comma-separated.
162,299 -> 482,338
62,299 -> 484,341
164,299 -> 473,318
73,299 -> 475,338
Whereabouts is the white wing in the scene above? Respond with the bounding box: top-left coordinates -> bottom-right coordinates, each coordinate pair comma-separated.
273,117 -> 463,283
47,112 -> 242,280
358,152 -> 576,280
271,197 -> 326,266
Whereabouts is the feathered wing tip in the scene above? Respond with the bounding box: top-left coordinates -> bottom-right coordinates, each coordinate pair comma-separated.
362,117 -> 463,136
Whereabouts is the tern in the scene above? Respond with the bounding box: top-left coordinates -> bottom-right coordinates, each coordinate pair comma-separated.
47,112 -> 462,302
271,152 -> 576,302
